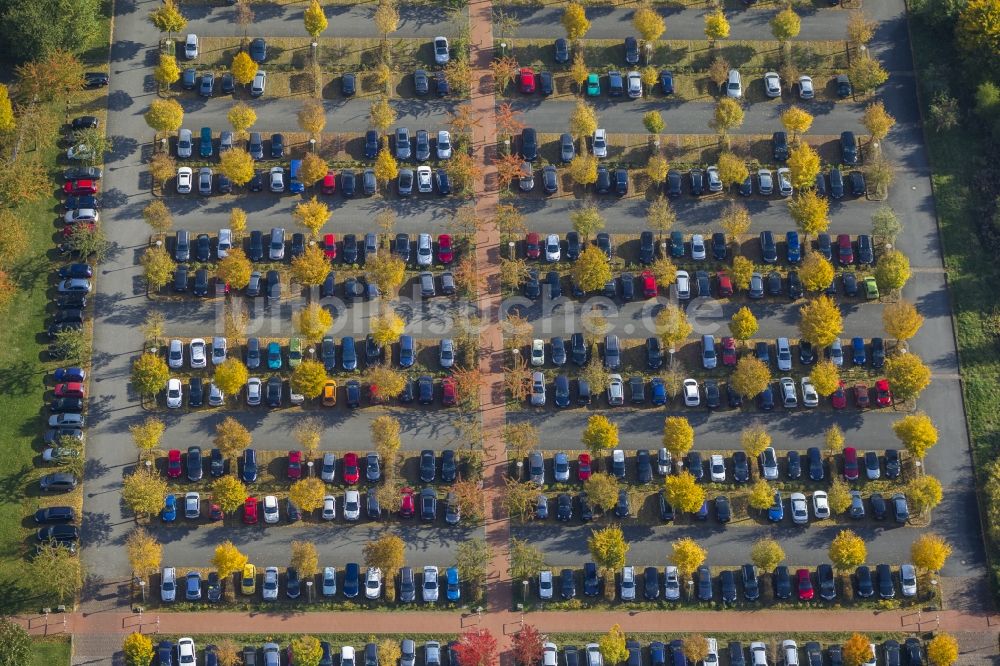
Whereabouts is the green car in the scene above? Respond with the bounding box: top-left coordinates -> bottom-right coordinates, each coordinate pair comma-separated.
585,73 -> 601,97
288,337 -> 302,368
863,276 -> 879,300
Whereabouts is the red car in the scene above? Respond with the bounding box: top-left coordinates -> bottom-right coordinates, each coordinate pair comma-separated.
843,447 -> 859,480
342,452 -> 359,484
54,382 -> 85,398
578,453 -> 592,481
875,379 -> 893,407
321,170 -> 336,195
243,496 -> 258,524
721,337 -> 738,367
837,234 -> 854,266
323,233 -> 337,261
209,503 -> 223,521
64,179 -> 98,195
166,449 -> 182,478
717,272 -> 733,297
640,270 -> 657,298
369,383 -> 384,405
437,234 -> 453,264
287,450 -> 302,480
796,568 -> 814,601
63,222 -> 95,238
441,377 -> 457,406
524,232 -> 540,260
831,381 -> 847,409
854,383 -> 870,408
519,67 -> 536,94
399,487 -> 415,517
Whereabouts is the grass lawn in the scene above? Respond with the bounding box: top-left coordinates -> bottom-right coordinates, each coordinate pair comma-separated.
30,636 -> 71,666
0,2 -> 111,614
908,10 -> 1000,593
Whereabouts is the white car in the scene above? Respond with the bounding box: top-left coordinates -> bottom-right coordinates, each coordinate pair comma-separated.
757,168 -> 773,195
683,378 -> 700,407
178,637 -> 196,665
543,643 -> 558,666
779,376 -> 797,408
262,495 -> 279,523
423,565 -> 439,602
262,566 -> 279,600
189,338 -> 207,368
790,492 -> 808,524
166,378 -> 183,408
65,208 -> 98,224
168,339 -> 184,369
342,647 -> 357,666
798,75 -> 814,99
706,166 -> 722,192
433,36 -> 450,64
726,69 -> 742,98
269,166 -> 284,192
211,337 -> 227,365
436,130 -> 452,160
184,33 -> 199,59
777,167 -> 793,197
626,71 -> 642,98
66,144 -> 94,161
710,454 -> 726,482
161,567 -> 177,601
208,382 -> 224,406
691,234 -> 706,260
863,645 -> 876,666
322,566 -> 337,597
664,565 -> 681,600
764,71 -> 781,97
607,374 -> 624,406
800,377 -> 819,407
246,377 -> 262,406
900,564 -> 917,597
416,233 -> 433,266
812,491 -> 830,519
592,129 -> 607,158
782,641 -> 798,666
530,339 -> 545,366
544,234 -> 561,262
250,70 -> 266,97
705,639 -> 719,666
750,643 -> 767,666
184,492 -> 200,519
344,489 -> 361,521
217,228 -> 232,258
321,495 -> 336,520
776,338 -> 792,371
177,167 -> 193,194
538,569 -> 553,600
365,567 -> 383,599
416,166 -> 433,193
676,270 -> 691,300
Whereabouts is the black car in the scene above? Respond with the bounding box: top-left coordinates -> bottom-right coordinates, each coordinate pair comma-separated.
556,493 -> 572,521
596,232 -> 612,259
817,563 -> 836,600
614,488 -> 630,517
876,563 -> 894,599
884,448 -> 900,479
570,333 -> 587,365
270,133 -> 285,159
786,451 -> 801,480
903,640 -> 923,666
757,385 -> 775,411
872,337 -> 886,370
248,230 -> 264,261
614,168 -> 629,196
687,451 -> 703,480
857,234 -> 874,264
290,233 -> 305,259
186,446 -> 203,481
583,563 -> 600,596
705,380 -> 721,408
658,491 -> 674,522
741,565 -> 759,601
414,69 -> 429,95
542,165 -> 558,194
84,72 -> 109,88
855,565 -> 874,598
884,642 -> 901,666
595,165 -> 611,194
841,131 -> 858,165
441,449 -> 456,483
836,74 -> 852,98
646,337 -> 663,369
711,232 -> 727,260
551,337 -> 567,366
34,506 -> 75,523
420,449 -> 436,482
523,269 -> 540,299
843,271 -> 858,296
696,565 -> 713,601
50,398 -> 83,414
659,70 -> 674,94
539,71 -> 553,95
733,452 -> 749,482
805,643 -> 823,666
787,271 -> 802,299
554,375 -> 570,408
364,130 -> 380,159
520,128 -> 537,161
760,230 -> 777,263
189,377 -> 203,407
766,271 -> 782,296
715,496 -> 731,522
434,71 -> 450,96
265,376 -> 282,407
871,492 -> 888,520
720,569 -> 737,603
554,38 -> 570,63
624,36 -> 639,65
807,447 -> 824,481
817,233 -> 832,261
666,169 -> 682,197
773,565 -> 792,599
560,568 -> 576,599
830,167 -> 845,198
417,376 -> 434,404
773,131 -> 789,161
545,271 -> 561,299
420,487 -> 437,521
800,341 -> 816,364
342,72 -> 357,96
341,170 -> 356,197
639,231 -> 655,264
635,449 -> 652,483
643,566 -> 659,600
815,172 -> 827,197
690,168 -> 704,195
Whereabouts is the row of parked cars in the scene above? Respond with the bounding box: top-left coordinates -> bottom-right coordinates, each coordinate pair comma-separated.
536,562 -> 919,604
156,637 -> 459,666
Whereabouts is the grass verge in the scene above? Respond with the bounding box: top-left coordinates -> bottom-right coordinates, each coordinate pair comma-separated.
30,636 -> 71,666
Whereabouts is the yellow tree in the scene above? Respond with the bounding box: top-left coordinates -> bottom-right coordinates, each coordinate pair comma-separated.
219,148 -> 255,186
770,7 -> 801,44
122,467 -> 168,517
214,417 -> 252,462
126,528 -> 162,578
843,634 -> 872,666
731,255 -> 755,291
583,473 -> 620,513
829,529 -> 867,571
569,99 -> 599,140
369,97 -> 396,134
371,307 -> 405,347
717,152 -> 748,189
213,541 -> 248,589
669,537 -> 707,581
729,306 -> 758,341
290,541 -> 320,580
787,142 -> 821,189
367,254 -> 406,294
848,54 -> 888,94
810,360 -> 840,396
907,475 -> 943,514
562,2 -> 591,41
874,250 -> 911,292
826,425 -> 846,457
567,154 -> 598,186
293,197 -> 331,238
366,366 -> 407,399
599,626 -> 629,666
217,248 -> 253,289
212,475 -> 248,514
780,106 -> 813,140
153,54 -> 180,90
130,416 -> 165,457
124,633 -> 155,666
847,10 -> 877,46
231,51 -> 257,86
303,0 -> 328,37
291,360 -> 328,399
589,525 -> 630,574
298,99 -> 327,137
572,245 -> 612,292
149,0 -> 186,37
655,304 -> 692,350
363,534 -> 406,599
0,85 -> 13,133
290,638 -> 324,666
290,245 -> 331,286
704,10 -> 730,45
227,102 -> 257,138
662,416 -> 694,459
570,204 -> 605,239
683,638 -> 710,666
144,98 -> 184,134
582,414 -> 618,462
885,352 -> 931,400
882,300 -> 923,343
863,101 -> 896,142
798,295 -> 842,348
798,251 -> 834,291
926,635 -> 958,666
712,98 -> 744,137
750,538 -> 785,572
828,478 -> 852,514
373,0 -> 400,41
741,425 -> 771,461
301,153 -> 328,189
892,412 -> 938,459
294,304 -> 334,342
633,4 -> 666,44
911,533 -> 952,572
731,357 -> 770,398
664,471 -> 705,513
374,149 -> 399,187
214,358 -> 250,399
569,52 -> 589,93
647,195 -> 677,236
131,352 -> 170,397
646,154 -> 669,183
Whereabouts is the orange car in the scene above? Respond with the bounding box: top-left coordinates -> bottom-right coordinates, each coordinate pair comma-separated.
322,380 -> 337,406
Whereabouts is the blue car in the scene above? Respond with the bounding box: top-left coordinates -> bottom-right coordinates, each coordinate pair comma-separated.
158,640 -> 176,666
786,231 -> 800,263
54,367 -> 86,383
267,341 -> 282,370
851,337 -> 866,366
161,494 -> 177,522
446,566 -> 461,601
650,378 -> 667,406
768,492 -> 784,522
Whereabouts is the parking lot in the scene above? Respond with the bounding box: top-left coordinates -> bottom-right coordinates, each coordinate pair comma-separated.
76,0 -> 986,616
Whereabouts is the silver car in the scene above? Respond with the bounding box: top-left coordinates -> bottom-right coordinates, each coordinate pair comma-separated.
626,71 -> 642,98
198,167 -> 213,195
250,70 -> 266,97
758,168 -> 773,195
530,371 -> 546,406
560,133 -> 575,163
